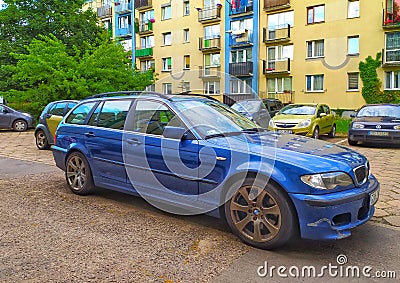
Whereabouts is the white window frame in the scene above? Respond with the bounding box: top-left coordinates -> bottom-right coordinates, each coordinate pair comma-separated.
162,5 -> 172,20
230,79 -> 252,94
141,36 -> 154,48
163,83 -> 172,94
230,49 -> 252,63
183,29 -> 190,43
385,71 -> 400,90
204,81 -> 220,95
348,0 -> 359,18
183,1 -> 190,16
204,24 -> 220,39
162,57 -> 172,71
306,40 -> 324,58
267,77 -> 292,94
204,53 -> 220,67
347,72 -> 359,91
348,36 -> 359,55
163,32 -> 172,46
306,75 -> 324,92
267,11 -> 294,30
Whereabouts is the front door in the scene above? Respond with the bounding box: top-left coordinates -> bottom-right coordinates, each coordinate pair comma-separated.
0,105 -> 11,128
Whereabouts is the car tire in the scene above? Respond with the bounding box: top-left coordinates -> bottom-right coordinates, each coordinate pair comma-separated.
12,119 -> 28,132
348,138 -> 358,146
35,130 -> 50,150
65,152 -> 95,195
224,178 -> 297,250
312,126 -> 319,139
328,124 -> 336,138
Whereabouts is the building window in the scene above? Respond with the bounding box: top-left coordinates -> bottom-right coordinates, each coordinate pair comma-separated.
230,49 -> 252,63
162,57 -> 172,71
348,36 -> 359,55
162,5 -> 172,20
267,77 -> 292,93
306,75 -> 324,92
146,84 -> 155,92
386,32 -> 400,62
204,81 -> 220,95
231,18 -> 253,32
267,11 -> 294,30
347,73 -> 359,91
230,79 -> 252,94
163,32 -> 172,46
141,36 -> 154,48
348,0 -> 359,18
118,15 -> 131,29
184,55 -> 190,69
204,24 -> 220,39
267,45 -> 293,69
163,83 -> 172,94
183,29 -> 190,42
184,0 -> 190,16
204,53 -> 220,67
139,10 -> 155,23
307,5 -> 325,24
306,40 -> 324,58
181,81 -> 190,92
140,60 -> 155,71
385,71 -> 400,89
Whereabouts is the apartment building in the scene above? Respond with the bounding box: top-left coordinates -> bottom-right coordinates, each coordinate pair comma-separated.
82,0 -> 398,109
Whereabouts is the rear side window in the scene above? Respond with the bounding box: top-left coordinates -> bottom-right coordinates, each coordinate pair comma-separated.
97,100 -> 131,129
66,102 -> 78,113
49,102 -> 67,116
65,102 -> 96,125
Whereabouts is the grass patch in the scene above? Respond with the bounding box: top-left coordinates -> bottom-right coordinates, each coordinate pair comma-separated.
335,117 -> 352,135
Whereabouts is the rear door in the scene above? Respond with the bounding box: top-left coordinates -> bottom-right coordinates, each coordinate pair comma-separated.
0,105 -> 11,128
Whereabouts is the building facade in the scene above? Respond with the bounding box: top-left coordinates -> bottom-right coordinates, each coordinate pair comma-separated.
83,0 -> 399,109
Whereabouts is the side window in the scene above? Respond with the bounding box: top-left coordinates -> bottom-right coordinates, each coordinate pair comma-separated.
87,102 -> 103,126
49,102 -> 67,116
97,100 -> 131,129
269,102 -> 277,111
0,105 -> 3,112
66,102 -> 78,114
65,102 -> 96,125
133,100 -> 181,135
317,106 -> 324,116
323,105 -> 330,114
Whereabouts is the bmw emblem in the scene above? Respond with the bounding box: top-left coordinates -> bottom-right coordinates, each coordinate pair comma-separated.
376,124 -> 382,129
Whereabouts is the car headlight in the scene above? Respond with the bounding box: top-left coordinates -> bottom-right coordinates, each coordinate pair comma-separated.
394,125 -> 400,130
298,119 -> 311,128
269,119 -> 275,127
300,172 -> 354,190
352,123 -> 365,129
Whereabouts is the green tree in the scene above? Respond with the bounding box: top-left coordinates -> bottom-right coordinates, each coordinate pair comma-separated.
1,34 -> 154,117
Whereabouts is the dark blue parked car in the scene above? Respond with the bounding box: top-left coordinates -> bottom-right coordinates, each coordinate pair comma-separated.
52,92 -> 379,249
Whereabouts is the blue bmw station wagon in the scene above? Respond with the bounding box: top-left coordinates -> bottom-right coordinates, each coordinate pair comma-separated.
52,92 -> 380,249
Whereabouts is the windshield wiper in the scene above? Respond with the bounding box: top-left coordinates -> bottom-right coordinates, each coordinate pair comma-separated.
204,131 -> 242,140
241,127 -> 266,133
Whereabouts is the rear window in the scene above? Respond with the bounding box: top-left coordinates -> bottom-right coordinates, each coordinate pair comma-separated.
49,102 -> 67,116
65,102 -> 96,125
97,100 -> 131,129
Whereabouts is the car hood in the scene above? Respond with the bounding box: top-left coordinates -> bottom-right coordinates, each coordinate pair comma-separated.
205,131 -> 366,173
353,116 -> 400,123
272,114 -> 314,124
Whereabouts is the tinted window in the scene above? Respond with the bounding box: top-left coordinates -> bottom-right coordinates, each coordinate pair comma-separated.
323,105 -> 330,114
87,102 -> 103,126
97,100 -> 131,129
133,100 -> 180,135
49,102 -> 67,116
66,102 -> 78,113
280,105 -> 316,115
65,102 -> 96,125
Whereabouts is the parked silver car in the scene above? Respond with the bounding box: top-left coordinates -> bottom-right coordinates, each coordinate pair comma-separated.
0,103 -> 34,131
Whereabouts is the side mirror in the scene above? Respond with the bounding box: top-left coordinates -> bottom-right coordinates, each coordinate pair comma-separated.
163,126 -> 187,140
350,113 -> 356,118
2,109 -> 8,114
319,113 -> 327,117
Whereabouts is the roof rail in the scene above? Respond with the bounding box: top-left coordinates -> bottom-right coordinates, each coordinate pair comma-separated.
84,91 -> 170,100
171,91 -> 220,102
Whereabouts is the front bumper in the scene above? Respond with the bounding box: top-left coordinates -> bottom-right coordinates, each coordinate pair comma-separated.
349,129 -> 400,144
289,176 -> 379,240
268,126 -> 311,136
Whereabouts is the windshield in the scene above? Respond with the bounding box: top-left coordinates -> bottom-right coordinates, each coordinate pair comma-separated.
357,105 -> 400,118
231,100 -> 261,114
279,105 -> 316,115
174,100 -> 259,138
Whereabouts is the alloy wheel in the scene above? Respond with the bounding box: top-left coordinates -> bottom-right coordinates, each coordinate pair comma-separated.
66,155 -> 87,191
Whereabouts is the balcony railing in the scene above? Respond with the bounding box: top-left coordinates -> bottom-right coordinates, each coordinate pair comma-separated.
264,0 -> 290,10
199,66 -> 221,78
263,59 -> 290,74
97,5 -> 112,18
229,62 -> 253,76
383,9 -> 400,28
223,93 -> 254,106
116,25 -> 132,37
137,20 -> 154,34
229,2 -> 253,16
115,1 -> 132,13
135,0 -> 152,10
228,31 -> 253,47
259,91 -> 293,104
263,25 -> 291,43
135,47 -> 153,58
198,6 -> 221,23
199,37 -> 221,51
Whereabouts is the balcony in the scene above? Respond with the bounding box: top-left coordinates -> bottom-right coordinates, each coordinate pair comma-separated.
116,25 -> 132,37
199,37 -> 221,51
263,59 -> 291,74
135,0 -> 152,10
115,1 -> 132,13
263,25 -> 291,43
264,0 -> 290,11
228,30 -> 253,47
229,2 -> 253,17
97,5 -> 112,18
199,66 -> 221,78
229,62 -> 253,76
383,9 -> 400,29
137,20 -> 154,34
135,47 -> 153,58
197,6 -> 221,23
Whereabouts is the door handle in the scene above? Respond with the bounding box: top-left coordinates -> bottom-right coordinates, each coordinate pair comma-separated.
127,138 -> 141,145
84,132 -> 95,137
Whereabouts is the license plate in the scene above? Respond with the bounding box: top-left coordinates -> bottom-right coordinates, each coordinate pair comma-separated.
368,131 -> 389,136
370,189 -> 380,206
278,130 -> 293,134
